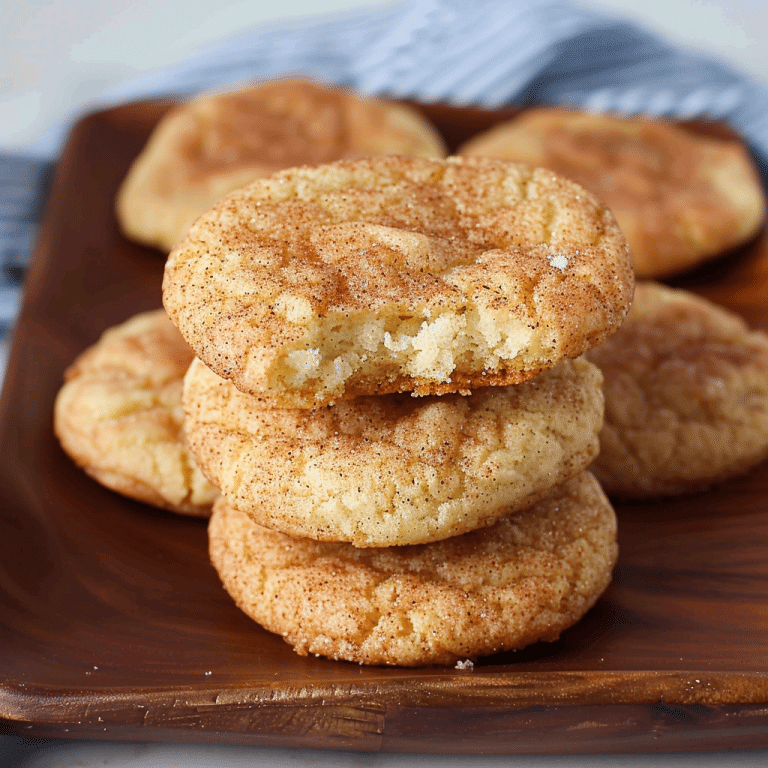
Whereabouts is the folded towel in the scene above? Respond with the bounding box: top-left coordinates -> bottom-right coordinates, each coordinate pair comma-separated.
2,0 -> 767,331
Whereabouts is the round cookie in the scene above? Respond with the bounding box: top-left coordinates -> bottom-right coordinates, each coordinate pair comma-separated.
54,309 -> 219,516
116,77 -> 447,251
184,355 -> 604,547
163,154 -> 633,408
458,107 -> 766,279
208,471 -> 618,667
586,281 -> 768,499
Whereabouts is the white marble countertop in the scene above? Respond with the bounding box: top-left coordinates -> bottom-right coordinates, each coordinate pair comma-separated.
3,1 -> 768,765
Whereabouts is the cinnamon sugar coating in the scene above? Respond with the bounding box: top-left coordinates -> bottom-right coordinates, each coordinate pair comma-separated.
116,77 -> 447,251
587,282 -> 768,498
163,154 -> 633,407
53,310 -> 219,516
459,107 -> 766,279
183,355 -> 603,546
208,471 -> 618,666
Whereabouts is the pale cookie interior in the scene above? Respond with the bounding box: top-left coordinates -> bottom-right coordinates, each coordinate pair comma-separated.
458,107 -> 766,279
54,309 -> 219,516
163,155 -> 632,407
183,355 -> 604,546
587,281 -> 768,498
208,471 -> 618,667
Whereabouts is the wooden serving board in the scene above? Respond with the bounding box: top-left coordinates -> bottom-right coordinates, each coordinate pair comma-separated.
0,99 -> 767,754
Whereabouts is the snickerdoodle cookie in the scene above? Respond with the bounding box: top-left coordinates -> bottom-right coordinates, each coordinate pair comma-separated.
458,107 -> 765,279
183,355 -> 604,546
586,281 -> 768,498
163,154 -> 632,408
208,471 -> 618,666
116,77 -> 447,251
53,309 -> 219,516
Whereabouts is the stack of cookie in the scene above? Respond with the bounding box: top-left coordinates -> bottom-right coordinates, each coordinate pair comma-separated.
53,83 -> 768,665
161,153 -> 633,666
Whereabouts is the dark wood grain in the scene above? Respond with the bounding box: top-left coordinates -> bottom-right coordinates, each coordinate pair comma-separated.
1,98 -> 768,753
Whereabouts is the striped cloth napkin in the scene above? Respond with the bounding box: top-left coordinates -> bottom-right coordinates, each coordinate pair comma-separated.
2,0 -> 767,330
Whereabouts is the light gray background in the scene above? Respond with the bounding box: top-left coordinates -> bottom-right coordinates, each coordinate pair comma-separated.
2,1 -> 768,765
3,0 -> 768,151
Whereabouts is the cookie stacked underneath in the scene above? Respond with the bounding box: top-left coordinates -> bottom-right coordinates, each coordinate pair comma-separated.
158,154 -> 633,666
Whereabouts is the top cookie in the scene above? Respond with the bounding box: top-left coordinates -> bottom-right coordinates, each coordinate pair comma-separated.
116,77 -> 447,251
163,154 -> 633,408
458,107 -> 766,279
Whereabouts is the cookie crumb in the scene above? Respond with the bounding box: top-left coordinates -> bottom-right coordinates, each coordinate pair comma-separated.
548,252 -> 569,270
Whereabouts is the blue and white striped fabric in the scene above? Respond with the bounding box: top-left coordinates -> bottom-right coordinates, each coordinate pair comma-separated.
3,0 -> 768,331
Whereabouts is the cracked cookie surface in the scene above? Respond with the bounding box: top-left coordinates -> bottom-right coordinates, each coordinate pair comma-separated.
586,281 -> 768,498
54,309 -> 219,516
116,77 -> 447,251
459,107 -> 766,279
163,154 -> 632,407
208,471 -> 618,666
184,355 -> 603,546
